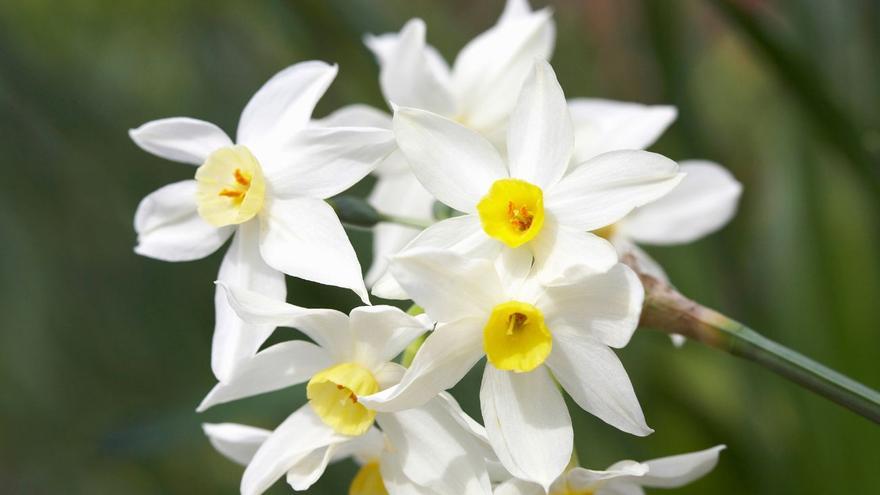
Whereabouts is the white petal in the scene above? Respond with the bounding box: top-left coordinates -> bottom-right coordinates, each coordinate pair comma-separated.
197,341 -> 331,411
637,445 -> 726,488
613,238 -> 669,284
350,305 -> 429,368
359,317 -> 485,412
285,445 -> 335,491
263,126 -> 394,199
480,365 -> 572,490
568,99 -> 676,164
598,484 -> 645,495
129,117 -> 232,165
530,214 -> 618,285
332,426 -> 385,464
380,454 -> 440,495
212,220 -> 285,382
202,423 -> 271,466
507,60 -> 572,188
133,180 -> 233,261
219,283 -> 355,362
393,107 -> 507,213
618,161 -> 742,245
365,19 -> 454,116
390,248 -> 503,322
546,333 -> 651,436
498,0 -> 534,22
377,396 -> 493,495
241,405 -> 348,495
547,150 -> 682,232
564,462 -> 648,491
366,173 -> 435,287
538,263 -> 643,348
259,196 -> 369,303
237,61 -> 337,149
493,479 -> 544,495
452,9 -> 555,133
313,103 -> 392,129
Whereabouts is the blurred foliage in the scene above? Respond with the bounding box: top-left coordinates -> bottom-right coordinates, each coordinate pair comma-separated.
1,0 -> 879,493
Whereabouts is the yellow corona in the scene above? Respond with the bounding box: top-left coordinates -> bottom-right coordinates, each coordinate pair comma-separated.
307,362 -> 379,436
477,178 -> 545,248
483,301 -> 552,372
195,145 -> 265,227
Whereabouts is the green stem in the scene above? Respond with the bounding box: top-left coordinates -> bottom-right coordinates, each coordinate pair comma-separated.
627,254 -> 880,424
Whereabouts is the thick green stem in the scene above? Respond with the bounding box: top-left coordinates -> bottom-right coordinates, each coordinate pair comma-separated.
626,254 -> 880,424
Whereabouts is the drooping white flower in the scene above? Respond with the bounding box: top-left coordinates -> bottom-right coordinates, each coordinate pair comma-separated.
318,0 -> 554,290
372,60 -> 682,298
200,285 -> 494,495
359,248 -> 650,491
130,61 -> 394,381
493,445 -> 726,495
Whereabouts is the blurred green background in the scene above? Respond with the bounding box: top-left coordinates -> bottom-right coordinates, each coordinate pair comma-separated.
2,0 -> 879,493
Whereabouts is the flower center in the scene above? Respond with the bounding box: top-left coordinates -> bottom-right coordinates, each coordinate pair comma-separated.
349,461 -> 389,495
195,145 -> 266,227
483,301 -> 552,373
476,178 -> 545,248
307,362 -> 379,436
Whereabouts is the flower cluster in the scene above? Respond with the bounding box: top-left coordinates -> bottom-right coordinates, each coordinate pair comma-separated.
130,1 -> 741,494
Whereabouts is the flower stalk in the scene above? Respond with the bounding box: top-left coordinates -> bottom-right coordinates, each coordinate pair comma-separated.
624,254 -> 880,424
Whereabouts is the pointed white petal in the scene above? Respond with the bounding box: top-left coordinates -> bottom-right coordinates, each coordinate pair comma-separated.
452,9 -> 555,133
547,150 -> 682,232
619,161 -> 742,245
212,220 -> 285,381
237,61 -> 337,149
564,462 -> 648,491
546,333 -> 652,436
496,245 -> 535,296
203,423 -> 270,466
359,317 -> 485,412
538,263 -> 643,348
313,103 -> 392,129
285,445 -> 335,491
377,396 -> 493,495
530,215 -> 618,285
134,180 -> 233,261
264,126 -> 394,199
219,283 -> 355,362
393,107 -> 507,213
480,365 -> 572,491
241,405 -> 348,495
390,248 -> 503,322
507,60 -> 572,188
366,173 -> 434,287
568,99 -> 676,164
636,445 -> 726,488
350,305 -> 429,368
498,0 -> 534,22
197,341 -> 331,411
259,196 -> 369,303
365,19 -> 454,116
379,454 -> 440,495
598,484 -> 645,495
129,117 -> 232,165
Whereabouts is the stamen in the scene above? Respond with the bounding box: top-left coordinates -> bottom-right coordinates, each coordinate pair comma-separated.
218,189 -> 244,198
506,312 -> 527,335
507,201 -> 534,231
233,168 -> 251,186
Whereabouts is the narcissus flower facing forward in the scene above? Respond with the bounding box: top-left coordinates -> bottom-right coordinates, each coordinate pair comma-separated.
373,60 -> 682,298
130,61 -> 395,381
198,285 -> 493,495
494,445 -> 726,495
359,249 -> 651,490
324,0 -> 554,291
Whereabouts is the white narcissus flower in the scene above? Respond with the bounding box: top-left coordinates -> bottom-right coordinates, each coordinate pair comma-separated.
130,61 -> 395,381
372,60 -> 682,298
320,0 -> 554,290
200,284 -> 493,495
359,248 -> 650,491
494,445 -> 726,495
